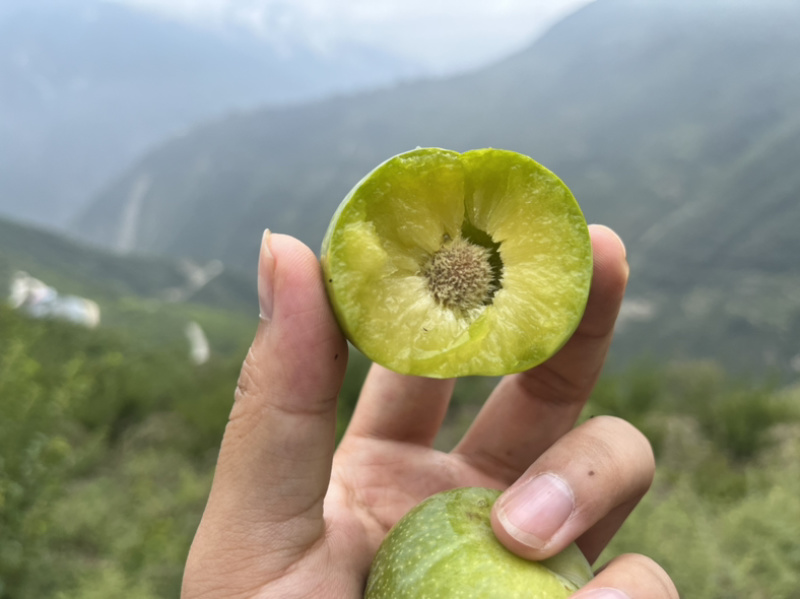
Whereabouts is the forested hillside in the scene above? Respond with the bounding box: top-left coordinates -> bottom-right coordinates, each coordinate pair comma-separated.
74,0 -> 800,375
0,0 -> 417,228
2,300 -> 799,598
0,217 -> 255,355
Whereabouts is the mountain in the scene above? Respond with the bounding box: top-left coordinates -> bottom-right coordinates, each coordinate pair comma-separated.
0,216 -> 257,356
0,0 -> 420,229
72,0 -> 800,376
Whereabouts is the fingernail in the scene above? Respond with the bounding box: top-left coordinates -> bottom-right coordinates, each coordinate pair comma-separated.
258,229 -> 274,321
497,473 -> 574,549
571,588 -> 631,599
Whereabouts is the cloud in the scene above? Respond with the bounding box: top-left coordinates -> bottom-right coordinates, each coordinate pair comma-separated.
101,0 -> 594,72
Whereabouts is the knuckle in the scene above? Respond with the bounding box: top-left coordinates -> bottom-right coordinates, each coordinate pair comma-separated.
226,348 -> 268,440
574,416 -> 656,496
234,347 -> 262,404
588,416 -> 655,471
517,362 -> 596,408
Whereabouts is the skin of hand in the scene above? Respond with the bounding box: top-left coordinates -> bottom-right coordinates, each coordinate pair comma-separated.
181,225 -> 679,599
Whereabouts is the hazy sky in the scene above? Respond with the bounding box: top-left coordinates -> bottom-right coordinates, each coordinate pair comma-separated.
103,0 -> 594,73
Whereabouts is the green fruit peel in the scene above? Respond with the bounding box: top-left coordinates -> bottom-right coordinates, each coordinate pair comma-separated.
365,487 -> 594,598
321,148 -> 592,378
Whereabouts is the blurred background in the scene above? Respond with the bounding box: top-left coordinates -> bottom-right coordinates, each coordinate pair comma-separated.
1,0 -> 799,596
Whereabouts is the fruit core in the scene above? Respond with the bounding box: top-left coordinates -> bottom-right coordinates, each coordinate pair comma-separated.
421,225 -> 504,313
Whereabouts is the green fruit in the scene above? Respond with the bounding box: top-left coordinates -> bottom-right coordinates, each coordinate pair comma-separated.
321,147 -> 592,378
365,487 -> 594,598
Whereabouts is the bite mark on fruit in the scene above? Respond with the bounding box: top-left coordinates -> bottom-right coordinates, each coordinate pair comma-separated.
421,236 -> 498,313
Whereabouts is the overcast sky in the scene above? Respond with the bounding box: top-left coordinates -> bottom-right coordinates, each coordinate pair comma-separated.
102,0 -> 594,73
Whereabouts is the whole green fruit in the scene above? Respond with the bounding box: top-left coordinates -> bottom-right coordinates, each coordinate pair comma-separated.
365,487 -> 594,598
321,147 -> 592,379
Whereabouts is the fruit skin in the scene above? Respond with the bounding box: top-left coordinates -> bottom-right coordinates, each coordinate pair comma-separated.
365,487 -> 594,599
321,147 -> 592,378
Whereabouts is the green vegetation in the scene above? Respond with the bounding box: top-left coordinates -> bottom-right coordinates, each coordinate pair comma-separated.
0,216 -> 256,359
0,305 -> 242,598
2,303 -> 798,598
589,364 -> 800,597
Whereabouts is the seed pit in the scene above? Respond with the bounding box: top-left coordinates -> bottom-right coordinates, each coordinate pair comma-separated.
421,223 -> 503,313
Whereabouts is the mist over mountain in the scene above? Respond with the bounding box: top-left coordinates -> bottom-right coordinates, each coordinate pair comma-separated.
0,0 -> 420,229
72,0 -> 800,374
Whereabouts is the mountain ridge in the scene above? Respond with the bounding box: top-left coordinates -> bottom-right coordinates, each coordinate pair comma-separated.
71,0 -> 800,375
0,215 -> 258,357
0,0 -> 420,229
74,0 -> 800,262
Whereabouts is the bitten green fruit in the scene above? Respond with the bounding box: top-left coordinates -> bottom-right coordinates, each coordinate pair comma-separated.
321,147 -> 592,378
365,487 -> 594,599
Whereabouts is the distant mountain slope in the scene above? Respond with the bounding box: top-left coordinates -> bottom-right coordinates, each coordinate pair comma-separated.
73,0 -> 800,375
0,0 -> 419,229
0,217 -> 256,356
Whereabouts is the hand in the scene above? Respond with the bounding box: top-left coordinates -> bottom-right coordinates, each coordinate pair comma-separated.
182,226 -> 678,599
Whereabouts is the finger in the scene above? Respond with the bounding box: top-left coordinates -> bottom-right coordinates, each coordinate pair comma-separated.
343,363 -> 455,446
453,225 -> 629,481
570,554 -> 680,599
201,232 -> 348,548
491,416 -> 654,563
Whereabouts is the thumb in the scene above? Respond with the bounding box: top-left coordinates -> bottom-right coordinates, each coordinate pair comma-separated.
191,232 -> 347,566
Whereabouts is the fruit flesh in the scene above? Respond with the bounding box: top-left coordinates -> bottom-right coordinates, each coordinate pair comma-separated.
321,148 -> 592,378
365,487 -> 594,599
